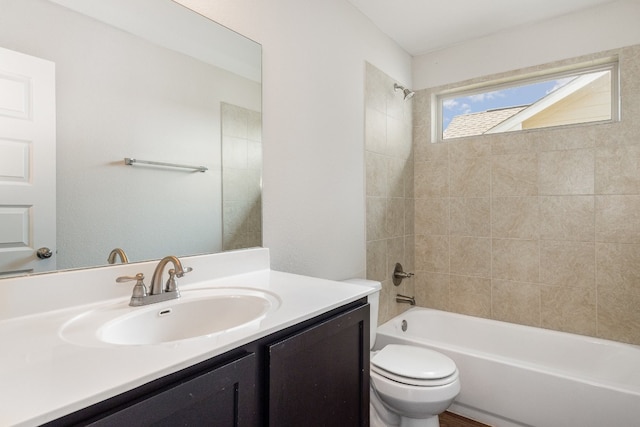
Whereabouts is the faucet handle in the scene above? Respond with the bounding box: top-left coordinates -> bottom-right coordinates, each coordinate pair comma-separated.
175,266 -> 193,278
392,263 -> 414,286
165,269 -> 177,292
116,273 -> 148,298
165,267 -> 192,292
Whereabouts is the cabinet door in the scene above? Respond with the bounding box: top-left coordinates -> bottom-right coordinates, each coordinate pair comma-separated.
90,352 -> 257,427
267,304 -> 369,427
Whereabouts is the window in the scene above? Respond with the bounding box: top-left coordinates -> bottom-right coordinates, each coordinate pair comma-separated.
435,61 -> 619,141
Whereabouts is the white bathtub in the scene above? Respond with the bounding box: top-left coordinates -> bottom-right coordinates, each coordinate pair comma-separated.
374,307 -> 640,427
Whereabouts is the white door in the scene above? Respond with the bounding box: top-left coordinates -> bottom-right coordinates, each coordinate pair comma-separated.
0,47 -> 56,276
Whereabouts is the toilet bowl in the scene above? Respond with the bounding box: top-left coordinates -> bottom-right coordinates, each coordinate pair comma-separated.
343,279 -> 460,427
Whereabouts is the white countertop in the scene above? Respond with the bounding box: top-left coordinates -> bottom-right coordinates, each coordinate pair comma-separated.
0,249 -> 372,426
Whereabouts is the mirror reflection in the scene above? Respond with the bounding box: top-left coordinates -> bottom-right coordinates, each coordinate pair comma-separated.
0,0 -> 262,277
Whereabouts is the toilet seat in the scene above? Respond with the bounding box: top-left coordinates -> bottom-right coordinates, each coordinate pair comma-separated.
371,344 -> 458,387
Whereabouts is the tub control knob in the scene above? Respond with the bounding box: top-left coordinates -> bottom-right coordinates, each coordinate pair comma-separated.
393,262 -> 414,286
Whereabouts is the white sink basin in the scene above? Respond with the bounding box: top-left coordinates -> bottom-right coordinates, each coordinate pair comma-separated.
60,287 -> 280,346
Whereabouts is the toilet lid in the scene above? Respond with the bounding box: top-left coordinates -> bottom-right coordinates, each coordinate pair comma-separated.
371,344 -> 456,380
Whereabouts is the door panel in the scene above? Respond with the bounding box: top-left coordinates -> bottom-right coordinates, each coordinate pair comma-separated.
267,305 -> 370,427
0,47 -> 56,275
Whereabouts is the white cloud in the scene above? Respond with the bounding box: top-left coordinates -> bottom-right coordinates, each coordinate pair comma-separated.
468,90 -> 504,102
461,103 -> 471,114
442,99 -> 458,110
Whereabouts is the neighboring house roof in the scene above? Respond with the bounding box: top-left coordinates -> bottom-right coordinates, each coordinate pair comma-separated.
443,106 -> 527,139
486,71 -> 608,134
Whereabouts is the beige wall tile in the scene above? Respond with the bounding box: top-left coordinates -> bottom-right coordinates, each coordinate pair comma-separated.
491,197 -> 540,239
368,49 -> 640,346
595,195 -> 640,243
366,151 -> 387,197
365,107 -> 387,154
595,145 -> 640,194
387,115 -> 412,157
491,279 -> 541,327
366,239 -> 387,282
381,278 -> 408,324
412,90 -> 430,120
386,89 -> 405,122
404,158 -> 415,199
490,132 -> 536,155
450,275 -> 491,318
492,239 -> 539,282
415,198 -> 449,235
387,236 -> 407,277
538,149 -> 594,195
414,271 -> 449,310
414,140 -> 448,163
449,137 -> 491,158
366,196 -> 386,241
365,63 -> 416,324
620,45 -> 640,95
597,288 -> 640,345
594,121 -> 640,149
596,242 -> 640,292
536,125 -> 596,152
413,124 -> 429,147
450,156 -> 491,197
539,196 -> 594,241
541,286 -> 596,336
450,197 -> 490,237
387,157 -> 408,198
492,153 -> 538,196
415,161 -> 449,198
386,197 -> 406,238
450,236 -> 491,278
539,240 -> 595,288
620,87 -> 640,138
415,234 -> 449,273
405,198 -> 415,238
404,235 -> 416,272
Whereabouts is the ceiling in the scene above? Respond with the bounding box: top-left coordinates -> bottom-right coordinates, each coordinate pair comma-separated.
347,0 -> 619,56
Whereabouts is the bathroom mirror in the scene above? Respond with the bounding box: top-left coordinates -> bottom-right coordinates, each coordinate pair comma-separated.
0,0 -> 262,277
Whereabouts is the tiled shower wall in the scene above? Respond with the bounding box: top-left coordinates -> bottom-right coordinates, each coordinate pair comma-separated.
365,63 -> 415,324
221,103 -> 262,251
412,44 -> 640,345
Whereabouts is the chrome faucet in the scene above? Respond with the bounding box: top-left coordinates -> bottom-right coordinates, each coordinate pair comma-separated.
107,248 -> 129,264
116,255 -> 192,306
150,255 -> 191,295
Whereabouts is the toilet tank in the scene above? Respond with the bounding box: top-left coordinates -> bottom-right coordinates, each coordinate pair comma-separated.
342,278 -> 381,349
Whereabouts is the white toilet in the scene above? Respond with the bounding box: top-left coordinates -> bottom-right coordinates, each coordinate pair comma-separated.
345,279 -> 461,427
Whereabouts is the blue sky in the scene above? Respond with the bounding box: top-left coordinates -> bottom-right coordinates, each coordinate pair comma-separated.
442,77 -> 574,130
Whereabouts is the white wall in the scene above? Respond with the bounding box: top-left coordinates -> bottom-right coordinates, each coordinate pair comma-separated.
413,0 -> 640,89
175,0 -> 412,279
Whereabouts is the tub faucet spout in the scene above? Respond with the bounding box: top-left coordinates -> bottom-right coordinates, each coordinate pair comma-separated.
396,294 -> 415,305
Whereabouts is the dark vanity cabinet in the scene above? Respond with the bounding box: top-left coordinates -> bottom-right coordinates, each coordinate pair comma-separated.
47,300 -> 369,427
90,352 -> 258,426
267,303 -> 370,426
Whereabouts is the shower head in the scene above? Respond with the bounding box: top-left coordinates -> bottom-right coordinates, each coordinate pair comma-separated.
394,83 -> 415,100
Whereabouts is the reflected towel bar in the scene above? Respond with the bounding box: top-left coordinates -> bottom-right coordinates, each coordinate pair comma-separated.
124,158 -> 207,172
